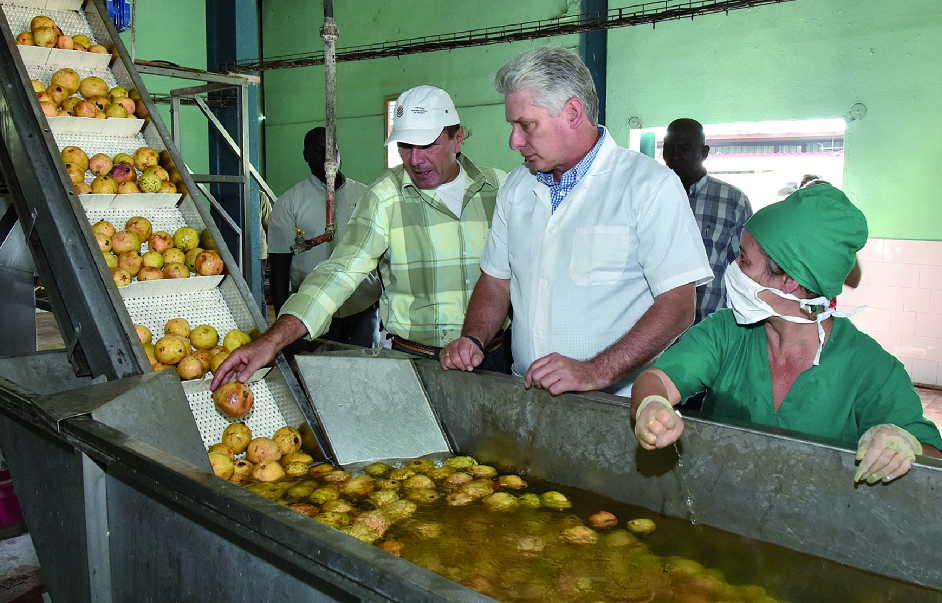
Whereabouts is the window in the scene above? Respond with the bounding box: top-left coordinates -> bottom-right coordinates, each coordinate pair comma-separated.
385,95 -> 401,169
629,119 -> 846,211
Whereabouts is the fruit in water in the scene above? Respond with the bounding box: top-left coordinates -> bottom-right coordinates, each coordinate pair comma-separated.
189,324 -> 218,349
147,231 -> 173,253
163,248 -> 185,264
162,262 -> 189,278
137,266 -> 163,280
117,251 -> 142,276
111,230 -> 140,253
176,355 -> 205,380
626,518 -> 656,536
111,267 -> 131,287
230,459 -> 253,484
92,220 -> 115,237
223,329 -> 251,352
137,170 -> 161,192
172,226 -> 199,251
154,335 -> 188,365
195,251 -> 224,276
273,426 -> 302,455
222,423 -> 251,454
141,250 -> 164,269
88,153 -> 113,176
90,175 -> 118,194
133,147 -> 158,170
117,181 -> 139,194
79,76 -> 108,99
246,436 -> 279,463
252,461 -> 285,483
16,32 -> 33,45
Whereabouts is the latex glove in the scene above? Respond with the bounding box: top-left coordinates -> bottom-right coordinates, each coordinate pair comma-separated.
854,424 -> 922,484
634,395 -> 684,450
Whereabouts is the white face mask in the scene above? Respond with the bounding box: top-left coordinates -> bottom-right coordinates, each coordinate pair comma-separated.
724,261 -> 837,365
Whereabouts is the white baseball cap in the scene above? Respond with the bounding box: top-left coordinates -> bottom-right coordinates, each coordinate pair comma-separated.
385,85 -> 460,146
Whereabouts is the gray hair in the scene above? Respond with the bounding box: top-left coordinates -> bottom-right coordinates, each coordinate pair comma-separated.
494,47 -> 599,125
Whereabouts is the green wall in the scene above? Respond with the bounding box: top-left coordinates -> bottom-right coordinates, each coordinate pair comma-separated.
262,0 -> 578,194
606,0 -> 942,240
119,1 -> 209,174
263,0 -> 942,240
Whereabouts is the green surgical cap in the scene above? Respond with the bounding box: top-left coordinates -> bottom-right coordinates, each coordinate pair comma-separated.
745,184 -> 868,299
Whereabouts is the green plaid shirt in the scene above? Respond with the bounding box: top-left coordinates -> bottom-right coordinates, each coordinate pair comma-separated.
280,155 -> 505,347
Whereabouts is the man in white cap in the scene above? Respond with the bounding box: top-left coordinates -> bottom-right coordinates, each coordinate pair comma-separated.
212,85 -> 508,390
441,47 -> 712,397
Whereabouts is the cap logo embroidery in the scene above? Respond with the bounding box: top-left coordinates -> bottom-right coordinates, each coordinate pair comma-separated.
395,105 -> 404,118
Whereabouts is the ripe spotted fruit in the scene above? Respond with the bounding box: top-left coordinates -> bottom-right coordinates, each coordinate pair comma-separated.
223,329 -> 251,352
92,220 -> 116,237
192,348 -> 213,371
173,227 -> 199,251
111,267 -> 131,287
147,231 -> 173,253
134,324 -> 152,344
273,426 -> 302,455
209,350 -> 229,372
194,250 -> 224,276
208,452 -> 234,480
162,262 -> 189,279
79,76 -> 108,99
245,436 -> 279,462
90,175 -> 118,195
102,251 -> 117,269
137,170 -> 161,193
154,335 -> 188,365
117,251 -> 142,276
189,324 -> 218,349
164,318 -> 190,338
214,382 -> 255,418
125,217 -> 152,242
117,180 -> 139,194
222,423 -> 251,454
61,146 -> 88,171
141,250 -> 164,269
137,266 -> 163,281
94,232 -> 111,253
162,247 -> 185,265
88,153 -> 113,176
184,247 -> 204,271
176,355 -> 205,380
133,147 -> 158,171
111,230 -> 140,254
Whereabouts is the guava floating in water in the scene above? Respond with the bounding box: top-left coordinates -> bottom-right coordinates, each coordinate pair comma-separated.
426,465 -> 455,482
406,458 -> 435,474
443,472 -> 473,490
340,475 -> 375,498
406,488 -> 441,505
444,456 -> 477,470
308,463 -> 335,478
287,503 -> 319,518
469,465 -> 497,479
363,462 -> 392,478
314,511 -> 350,529
540,491 -> 572,511
626,518 -> 656,536
588,511 -> 618,530
517,493 -> 541,509
308,487 -> 340,505
482,492 -> 519,513
368,489 -> 399,508
322,469 -> 351,483
402,474 -> 435,491
273,426 -> 302,455
497,474 -> 527,490
388,467 -> 415,481
380,499 -> 417,523
246,437 -> 280,463
252,460 -> 285,483
321,499 -> 355,514
559,525 -> 599,545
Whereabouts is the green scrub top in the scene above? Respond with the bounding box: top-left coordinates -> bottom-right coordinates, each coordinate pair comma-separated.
654,309 -> 942,450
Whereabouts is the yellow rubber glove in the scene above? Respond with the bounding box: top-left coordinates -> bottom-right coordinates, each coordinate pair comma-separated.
634,395 -> 683,450
854,424 -> 922,484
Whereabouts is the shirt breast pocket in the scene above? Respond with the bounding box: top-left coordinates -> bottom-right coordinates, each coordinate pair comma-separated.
570,225 -> 632,285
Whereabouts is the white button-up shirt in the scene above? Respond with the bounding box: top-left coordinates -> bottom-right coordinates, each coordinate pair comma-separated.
481,129 -> 712,395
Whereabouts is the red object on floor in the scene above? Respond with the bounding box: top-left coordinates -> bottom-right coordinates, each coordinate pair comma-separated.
0,470 -> 25,529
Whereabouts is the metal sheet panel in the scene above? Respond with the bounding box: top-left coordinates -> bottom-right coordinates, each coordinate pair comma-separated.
294,354 -> 451,467
413,360 -> 942,590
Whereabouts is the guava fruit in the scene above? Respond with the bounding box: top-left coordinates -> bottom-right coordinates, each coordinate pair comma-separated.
102,251 -> 118,269
16,32 -> 33,45
273,426 -> 302,455
164,317 -> 190,337
88,153 -> 112,176
402,474 -> 435,491
71,34 -> 92,48
94,232 -> 111,253
482,492 -> 519,513
223,329 -> 251,352
135,324 -> 152,344
162,262 -> 189,278
148,231 -> 173,253
141,250 -> 164,269
172,226 -> 199,251
497,474 -> 527,490
626,518 -> 656,536
176,355 -> 205,380
588,511 -> 618,530
444,456 -> 478,470
559,525 -> 598,545
213,382 -> 254,418
207,443 -> 233,458
189,324 -> 218,349
340,475 -> 375,498
133,146 -> 158,170
32,27 -> 57,48
470,465 -> 497,479
540,491 -> 572,511
109,162 -> 134,183
252,460 -> 285,483
137,266 -> 163,281
117,251 -> 142,276
154,335 -> 188,365
137,170 -> 161,192
116,180 -> 139,194
379,499 -> 417,523
111,230 -> 140,253
194,251 -> 224,276
208,452 -> 234,480
230,459 -> 254,484
105,103 -> 128,119
78,76 -> 108,99
55,35 -> 73,50
246,436 -> 280,463
282,452 -> 314,465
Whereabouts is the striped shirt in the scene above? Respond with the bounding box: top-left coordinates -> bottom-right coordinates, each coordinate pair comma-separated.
280,155 -> 506,347
535,127 -> 605,212
687,174 -> 753,323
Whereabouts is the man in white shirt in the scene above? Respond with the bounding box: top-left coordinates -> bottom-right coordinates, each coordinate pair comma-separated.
440,47 -> 713,396
267,127 -> 381,347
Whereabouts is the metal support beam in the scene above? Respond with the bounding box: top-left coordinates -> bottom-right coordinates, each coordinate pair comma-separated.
190,174 -> 245,184
580,0 -> 608,125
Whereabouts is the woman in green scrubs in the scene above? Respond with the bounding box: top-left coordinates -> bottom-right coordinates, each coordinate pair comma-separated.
631,184 -> 942,484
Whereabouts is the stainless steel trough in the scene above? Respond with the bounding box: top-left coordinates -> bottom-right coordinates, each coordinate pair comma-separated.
0,349 -> 939,602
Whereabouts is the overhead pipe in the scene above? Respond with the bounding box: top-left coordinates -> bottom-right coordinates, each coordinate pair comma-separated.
293,0 -> 337,254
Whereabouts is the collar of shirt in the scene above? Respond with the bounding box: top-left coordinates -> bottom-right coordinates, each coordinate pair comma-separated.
535,126 -> 606,212
688,173 -> 710,196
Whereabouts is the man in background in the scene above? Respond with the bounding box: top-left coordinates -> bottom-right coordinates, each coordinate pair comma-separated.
663,118 -> 753,323
267,127 -> 380,347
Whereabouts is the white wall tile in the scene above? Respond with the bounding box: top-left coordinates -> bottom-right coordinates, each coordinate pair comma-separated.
901,287 -> 934,314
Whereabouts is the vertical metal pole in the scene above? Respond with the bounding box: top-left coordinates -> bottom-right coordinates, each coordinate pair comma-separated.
321,0 -> 337,238
170,95 -> 182,153
239,82 -> 261,313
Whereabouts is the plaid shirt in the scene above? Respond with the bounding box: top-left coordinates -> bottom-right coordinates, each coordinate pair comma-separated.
687,174 -> 753,322
535,127 -> 605,212
280,155 -> 505,347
